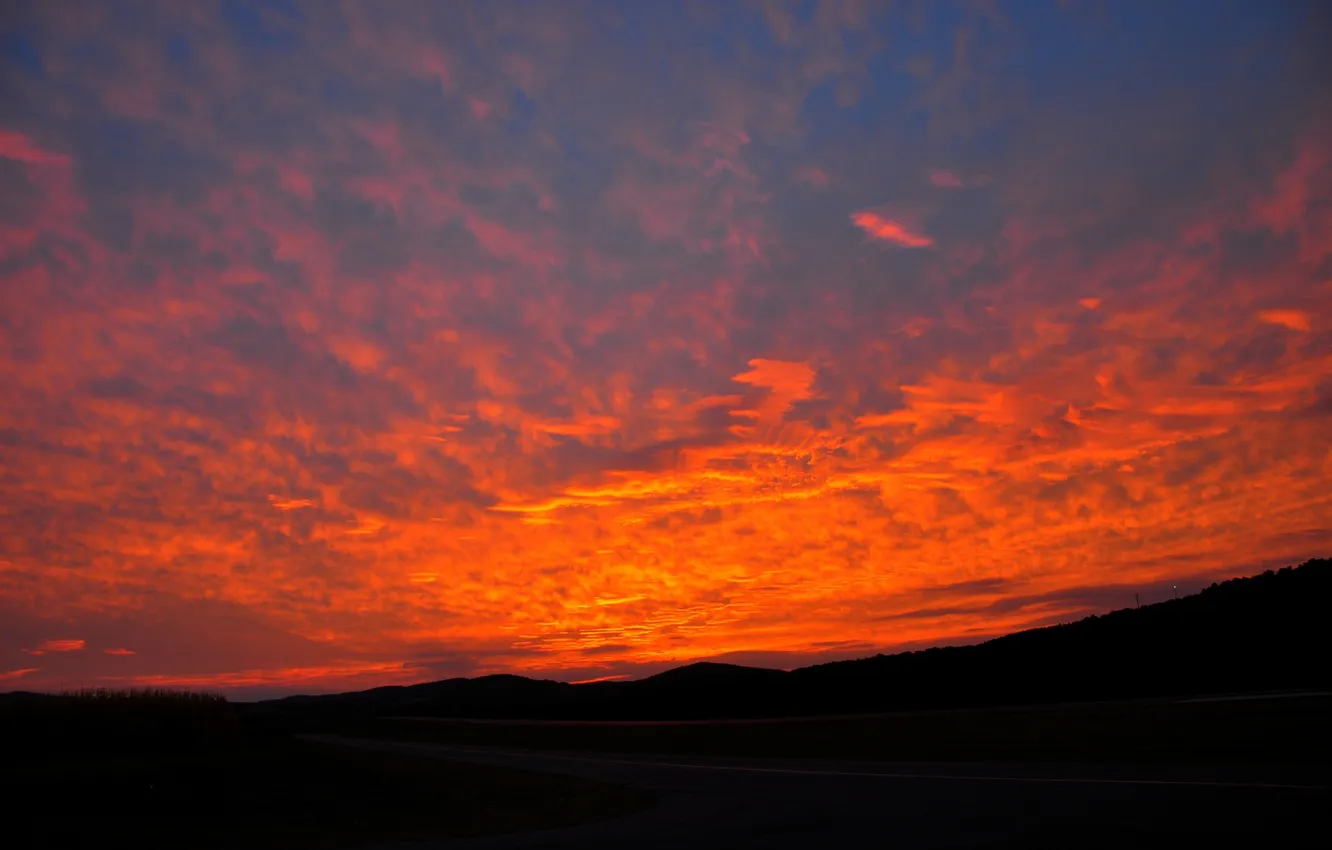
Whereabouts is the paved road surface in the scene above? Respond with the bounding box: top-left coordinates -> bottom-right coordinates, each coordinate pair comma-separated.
311,736 -> 1329,850
386,688 -> 1332,727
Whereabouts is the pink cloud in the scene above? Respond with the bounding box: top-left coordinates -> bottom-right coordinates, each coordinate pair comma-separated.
0,130 -> 69,165
24,639 -> 86,655
468,97 -> 493,120
929,169 -> 966,188
794,164 -> 831,189
928,169 -> 991,189
850,211 -> 933,248
0,668 -> 40,682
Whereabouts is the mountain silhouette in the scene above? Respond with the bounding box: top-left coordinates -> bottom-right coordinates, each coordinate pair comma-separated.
248,558 -> 1329,722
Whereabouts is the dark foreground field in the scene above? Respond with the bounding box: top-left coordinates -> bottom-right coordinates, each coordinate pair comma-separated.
2,691 -> 651,850
7,739 -> 651,850
360,691 -> 1332,766
312,735 -> 1329,850
292,692 -> 1331,848
7,691 -> 1329,849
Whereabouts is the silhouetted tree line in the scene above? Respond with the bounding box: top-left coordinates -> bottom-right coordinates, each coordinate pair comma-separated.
0,688 -> 240,756
248,558 -> 1330,723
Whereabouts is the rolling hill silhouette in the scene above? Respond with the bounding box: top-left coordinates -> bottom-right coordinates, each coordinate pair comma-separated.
250,558 -> 1329,722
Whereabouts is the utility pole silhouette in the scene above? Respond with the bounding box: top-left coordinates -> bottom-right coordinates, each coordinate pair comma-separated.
1135,593 -> 1140,609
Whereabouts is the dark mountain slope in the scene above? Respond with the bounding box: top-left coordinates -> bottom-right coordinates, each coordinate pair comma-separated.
245,558 -> 1329,722
786,559 -> 1331,714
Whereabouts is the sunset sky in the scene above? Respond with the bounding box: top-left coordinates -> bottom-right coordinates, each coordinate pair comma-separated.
2,1 -> 1330,698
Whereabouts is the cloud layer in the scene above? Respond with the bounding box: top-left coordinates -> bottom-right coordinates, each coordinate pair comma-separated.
1,0 -> 1330,696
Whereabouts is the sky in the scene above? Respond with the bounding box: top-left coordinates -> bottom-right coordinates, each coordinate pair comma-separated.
1,1 -> 1330,699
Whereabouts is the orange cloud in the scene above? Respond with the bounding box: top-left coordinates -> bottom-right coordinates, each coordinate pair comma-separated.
27,640 -> 86,655
103,648 -> 137,656
733,360 -> 816,407
850,211 -> 933,247
269,496 -> 318,510
1259,310 -> 1312,332
535,416 -> 622,437
109,662 -> 418,691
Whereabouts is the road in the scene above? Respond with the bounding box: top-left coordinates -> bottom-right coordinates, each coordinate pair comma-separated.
385,689 -> 1332,727
310,736 -> 1329,849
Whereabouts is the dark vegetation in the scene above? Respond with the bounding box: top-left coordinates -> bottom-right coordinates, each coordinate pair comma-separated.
1,688 -> 239,757
2,689 -> 651,849
248,559 -> 1332,726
